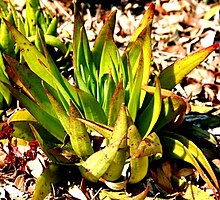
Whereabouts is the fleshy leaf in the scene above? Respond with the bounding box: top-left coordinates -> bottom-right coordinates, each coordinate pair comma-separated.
153,95 -> 187,132
4,19 -> 75,107
4,55 -> 57,117
77,118 -> 113,139
159,44 -> 219,90
124,3 -> 155,55
137,76 -> 162,138
161,131 -> 219,190
160,136 -> 217,193
108,79 -> 124,126
127,113 -> 149,184
3,82 -> 66,142
78,136 -> 123,182
103,103 -> 128,181
74,86 -> 107,124
135,132 -> 162,158
128,49 -> 143,121
92,10 -> 116,69
69,101 -> 94,158
32,163 -> 62,200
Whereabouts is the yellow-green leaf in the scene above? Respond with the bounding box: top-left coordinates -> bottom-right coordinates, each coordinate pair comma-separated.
69,101 -> 94,158
33,163 -> 61,200
159,44 -> 219,90
103,103 -> 128,181
92,10 -> 116,69
137,76 -> 162,138
160,136 -> 216,193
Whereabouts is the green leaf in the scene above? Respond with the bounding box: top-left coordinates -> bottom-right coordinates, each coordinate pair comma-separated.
74,66 -> 92,95
46,17 -> 58,36
10,121 -> 36,141
79,136 -> 123,182
100,40 -> 121,84
77,118 -> 113,139
9,109 -> 36,122
137,76 -> 162,138
3,83 -> 66,142
25,0 -> 40,36
159,44 -> 219,89
69,101 -> 94,158
160,136 -> 217,193
33,163 -> 62,200
108,79 -> 124,126
92,10 -> 116,70
128,49 -> 143,121
30,124 -> 75,165
73,5 -> 93,70
4,19 -> 73,105
141,85 -> 174,98
124,3 -> 155,56
204,5 -> 220,20
4,55 -> 57,117
126,43 -> 141,89
0,0 -> 8,15
103,103 -> 128,181
74,86 -> 107,124
127,113 -> 149,184
153,95 -> 187,131
161,131 -> 219,190
102,73 -> 116,115
0,12 -> 15,57
0,53 -> 12,107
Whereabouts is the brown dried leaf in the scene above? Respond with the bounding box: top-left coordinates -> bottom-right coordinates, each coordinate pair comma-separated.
157,167 -> 174,193
0,150 -> 6,168
161,161 -> 172,181
184,83 -> 203,97
14,174 -> 25,192
175,168 -> 195,178
212,159 -> 220,171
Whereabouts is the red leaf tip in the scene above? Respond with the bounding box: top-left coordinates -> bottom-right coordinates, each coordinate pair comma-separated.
212,43 -> 219,49
147,2 -> 156,11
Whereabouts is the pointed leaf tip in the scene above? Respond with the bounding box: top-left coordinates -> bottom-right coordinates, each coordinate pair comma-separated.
212,43 -> 219,49
147,2 -> 156,12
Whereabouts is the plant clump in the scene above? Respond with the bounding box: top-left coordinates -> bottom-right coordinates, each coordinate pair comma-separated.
0,1 -> 219,199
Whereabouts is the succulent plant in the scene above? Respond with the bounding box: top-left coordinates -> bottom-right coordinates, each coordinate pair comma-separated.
0,0 -> 69,110
0,2 -> 219,199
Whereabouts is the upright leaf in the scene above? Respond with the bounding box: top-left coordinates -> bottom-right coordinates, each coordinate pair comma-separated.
69,101 -> 94,158
103,103 -> 128,181
25,0 -> 40,36
4,19 -> 73,105
108,79 -> 124,126
127,112 -> 149,184
137,76 -> 162,138
92,10 -> 116,69
74,87 -> 107,124
128,49 -> 143,121
153,95 -> 187,131
123,3 -> 155,56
